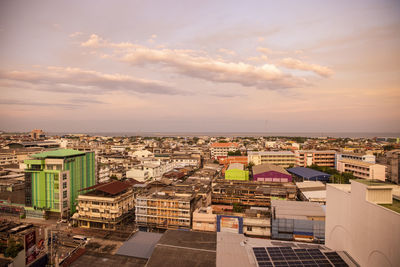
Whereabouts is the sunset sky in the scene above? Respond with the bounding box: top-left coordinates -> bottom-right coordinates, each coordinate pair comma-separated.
0,0 -> 399,133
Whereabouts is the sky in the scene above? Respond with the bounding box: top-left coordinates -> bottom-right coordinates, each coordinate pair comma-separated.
0,0 -> 399,133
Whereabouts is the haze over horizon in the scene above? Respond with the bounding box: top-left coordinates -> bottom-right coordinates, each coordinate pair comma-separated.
1,0 -> 399,133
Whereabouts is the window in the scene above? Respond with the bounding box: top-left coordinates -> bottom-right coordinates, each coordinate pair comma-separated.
92,209 -> 100,213
63,191 -> 67,198
63,200 -> 68,207
247,226 -> 252,231
63,182 -> 67,189
54,183 -> 59,190
63,173 -> 67,180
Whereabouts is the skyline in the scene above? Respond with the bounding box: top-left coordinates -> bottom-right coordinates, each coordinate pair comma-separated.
1,0 -> 399,132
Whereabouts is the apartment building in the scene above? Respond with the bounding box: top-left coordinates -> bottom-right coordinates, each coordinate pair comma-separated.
248,151 -> 296,168
0,153 -> 18,166
24,149 -> 95,218
326,180 -> 400,267
135,191 -> 201,230
74,180 -> 134,230
337,159 -> 386,181
210,142 -> 239,159
171,155 -> 200,168
382,150 -> 400,184
295,150 -> 336,167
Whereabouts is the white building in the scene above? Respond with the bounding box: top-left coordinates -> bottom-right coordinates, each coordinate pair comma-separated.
126,168 -> 150,182
326,180 -> 400,267
337,159 -> 386,181
210,143 -> 239,159
337,152 -> 376,164
130,150 -> 154,159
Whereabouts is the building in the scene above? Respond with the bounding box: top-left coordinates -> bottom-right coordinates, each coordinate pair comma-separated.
337,159 -> 386,181
287,167 -> 331,182
30,129 -> 45,140
210,142 -> 239,159
126,168 -> 150,182
252,163 -> 292,183
212,180 -> 296,208
383,150 -> 400,184
224,163 -> 249,181
326,180 -> 400,267
192,206 -> 217,232
24,149 -> 95,218
218,156 -> 248,166
74,180 -> 134,230
295,150 -> 336,167
171,155 -> 200,168
296,181 -> 326,204
271,200 -> 325,243
337,152 -> 376,164
135,190 -> 201,230
248,151 -> 296,168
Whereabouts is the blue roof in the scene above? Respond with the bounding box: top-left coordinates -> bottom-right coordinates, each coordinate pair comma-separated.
287,167 -> 331,181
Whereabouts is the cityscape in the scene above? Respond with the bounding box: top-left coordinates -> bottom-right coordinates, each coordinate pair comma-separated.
1,1 -> 400,267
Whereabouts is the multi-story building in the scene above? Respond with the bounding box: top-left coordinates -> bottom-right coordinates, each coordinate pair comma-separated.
210,143 -> 239,159
135,191 -> 201,230
24,149 -> 95,218
74,180 -> 134,230
30,129 -> 45,140
212,180 -> 296,208
337,159 -> 386,181
248,151 -> 296,168
271,200 -> 325,243
383,150 -> 400,184
326,180 -> 400,267
295,150 -> 336,167
337,152 -> 375,164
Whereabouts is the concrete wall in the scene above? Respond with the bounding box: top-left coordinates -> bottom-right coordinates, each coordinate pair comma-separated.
253,171 -> 292,182
326,181 -> 400,267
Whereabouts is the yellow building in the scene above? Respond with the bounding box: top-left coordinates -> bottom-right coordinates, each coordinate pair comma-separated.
247,151 -> 296,168
74,180 -> 134,230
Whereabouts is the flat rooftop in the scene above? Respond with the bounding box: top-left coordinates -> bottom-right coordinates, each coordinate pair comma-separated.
271,200 -> 325,218
116,231 -> 162,259
146,230 -> 216,267
70,250 -> 147,267
339,159 -> 376,167
31,149 -> 86,158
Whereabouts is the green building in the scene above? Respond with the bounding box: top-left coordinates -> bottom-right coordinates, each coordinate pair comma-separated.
24,149 -> 95,218
225,163 -> 249,181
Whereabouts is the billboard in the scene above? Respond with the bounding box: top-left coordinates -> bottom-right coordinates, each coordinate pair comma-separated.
217,215 -> 243,234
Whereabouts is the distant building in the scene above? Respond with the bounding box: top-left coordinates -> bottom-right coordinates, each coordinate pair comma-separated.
225,163 -> 249,181
248,151 -> 296,168
383,150 -> 400,184
74,180 -> 134,230
218,156 -> 248,166
252,163 -> 292,183
295,150 -> 336,167
24,149 -> 95,218
271,200 -> 325,243
30,129 -> 45,140
287,167 -> 331,182
337,152 -> 376,164
326,180 -> 400,267
210,142 -> 239,159
337,159 -> 386,181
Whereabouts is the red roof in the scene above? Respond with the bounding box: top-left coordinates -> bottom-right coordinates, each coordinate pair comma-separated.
81,180 -> 131,195
211,142 -> 238,148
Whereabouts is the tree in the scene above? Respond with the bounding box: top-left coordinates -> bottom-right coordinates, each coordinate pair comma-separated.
4,238 -> 23,258
233,203 -> 244,213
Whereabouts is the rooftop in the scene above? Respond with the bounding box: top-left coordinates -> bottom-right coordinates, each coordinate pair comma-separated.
339,159 -> 376,167
116,231 -> 162,259
31,149 -> 86,158
271,199 -> 325,218
252,163 -> 290,175
248,151 -> 294,156
80,180 -> 132,196
380,198 -> 400,214
287,167 -> 331,180
227,163 -> 245,171
211,142 -> 238,148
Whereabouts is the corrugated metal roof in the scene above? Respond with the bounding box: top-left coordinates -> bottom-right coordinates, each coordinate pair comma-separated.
287,167 -> 330,181
81,180 -> 131,195
116,231 -> 163,259
252,163 -> 290,175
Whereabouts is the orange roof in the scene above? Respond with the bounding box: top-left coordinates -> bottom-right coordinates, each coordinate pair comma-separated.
211,142 -> 239,148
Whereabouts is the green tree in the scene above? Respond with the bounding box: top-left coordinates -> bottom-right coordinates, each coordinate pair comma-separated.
4,238 -> 23,258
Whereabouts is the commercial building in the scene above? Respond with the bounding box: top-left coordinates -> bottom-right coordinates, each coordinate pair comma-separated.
252,163 -> 292,183
271,200 -> 325,243
135,190 -> 201,230
295,150 -> 336,167
337,159 -> 386,181
248,151 -> 296,168
210,142 -> 239,159
74,180 -> 134,230
326,180 -> 400,267
287,167 -> 331,182
24,149 -> 95,218
224,163 -> 249,181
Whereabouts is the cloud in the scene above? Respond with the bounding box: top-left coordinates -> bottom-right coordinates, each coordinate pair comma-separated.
0,99 -> 81,110
80,34 -> 308,90
218,48 -> 236,56
257,47 -> 286,55
0,66 -> 183,95
279,58 -> 333,77
69,32 -> 84,38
